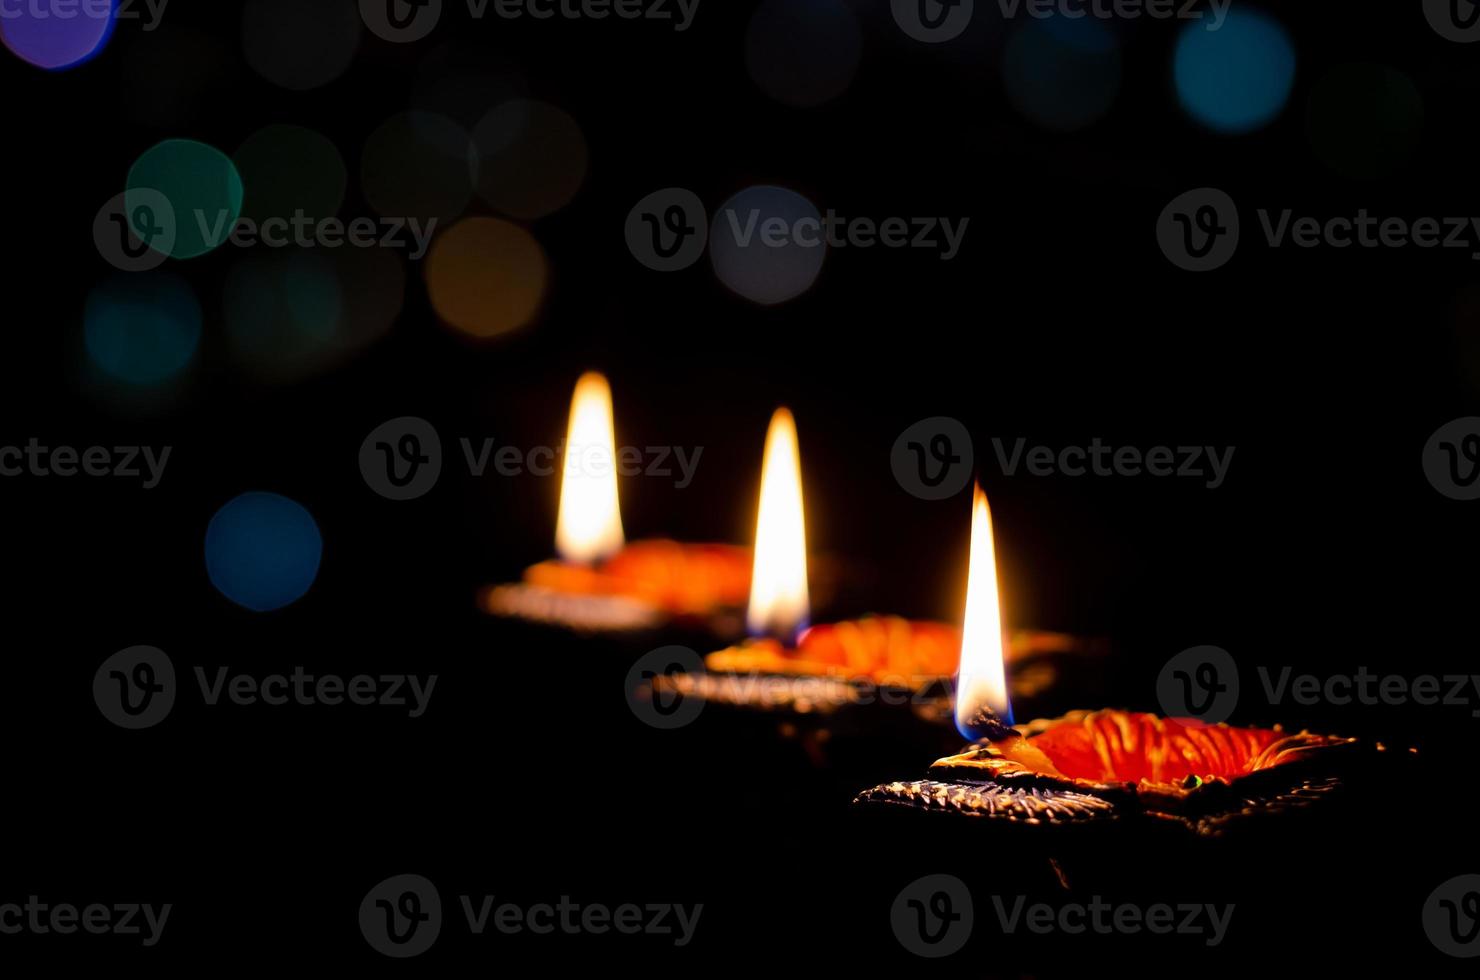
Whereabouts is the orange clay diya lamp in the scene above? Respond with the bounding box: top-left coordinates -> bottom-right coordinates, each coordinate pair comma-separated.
654,416 -> 1100,719
854,708 -> 1373,835
480,372 -> 751,632
853,487 -> 1388,836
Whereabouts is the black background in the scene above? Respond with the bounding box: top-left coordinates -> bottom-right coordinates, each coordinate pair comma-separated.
2,0 -> 1476,971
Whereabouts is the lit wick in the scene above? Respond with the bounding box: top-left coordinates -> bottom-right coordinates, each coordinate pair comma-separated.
955,484 -> 1015,741
957,704 -> 1017,743
747,407 -> 810,645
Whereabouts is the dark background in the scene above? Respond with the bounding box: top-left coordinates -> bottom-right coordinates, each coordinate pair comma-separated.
1,0 -> 1476,971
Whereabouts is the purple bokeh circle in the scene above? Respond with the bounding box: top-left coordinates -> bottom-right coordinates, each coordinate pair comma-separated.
1,0 -> 117,71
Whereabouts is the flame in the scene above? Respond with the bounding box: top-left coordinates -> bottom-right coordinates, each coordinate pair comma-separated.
747,408 -> 810,640
955,484 -> 1013,736
555,372 -> 625,564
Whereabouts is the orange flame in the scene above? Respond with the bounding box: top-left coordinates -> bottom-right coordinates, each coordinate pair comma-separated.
555,372 -> 625,564
955,484 -> 1013,733
747,408 -> 810,640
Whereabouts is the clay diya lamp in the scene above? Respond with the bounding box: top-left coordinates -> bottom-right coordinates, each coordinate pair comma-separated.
480,372 -> 751,632
854,489 -> 1397,837
646,408 -> 937,720
853,708 -> 1380,836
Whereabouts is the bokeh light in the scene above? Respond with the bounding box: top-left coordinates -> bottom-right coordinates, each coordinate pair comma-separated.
361,111 -> 477,224
234,124 -> 348,224
84,272 -> 201,386
1003,17 -> 1122,132
223,250 -> 344,382
473,100 -> 588,220
1173,9 -> 1295,134
241,0 -> 360,90
745,0 -> 862,108
1306,64 -> 1422,180
126,139 -> 244,260
425,217 -> 548,338
205,492 -> 323,612
709,185 -> 825,306
1,0 -> 115,70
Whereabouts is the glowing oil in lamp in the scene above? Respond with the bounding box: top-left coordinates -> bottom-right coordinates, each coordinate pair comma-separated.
855,486 -> 1389,836
480,371 -> 751,632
